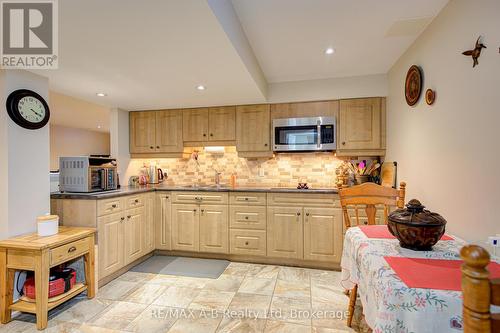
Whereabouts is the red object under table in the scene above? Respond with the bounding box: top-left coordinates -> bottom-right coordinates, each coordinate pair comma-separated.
359,225 -> 453,240
384,257 -> 500,291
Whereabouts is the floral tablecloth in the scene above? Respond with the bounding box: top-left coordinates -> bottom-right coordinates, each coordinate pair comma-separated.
340,227 -> 467,333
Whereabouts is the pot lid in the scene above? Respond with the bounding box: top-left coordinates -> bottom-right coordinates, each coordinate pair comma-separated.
388,199 -> 447,227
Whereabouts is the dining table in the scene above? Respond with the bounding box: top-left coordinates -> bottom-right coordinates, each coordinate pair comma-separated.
340,225 -> 500,333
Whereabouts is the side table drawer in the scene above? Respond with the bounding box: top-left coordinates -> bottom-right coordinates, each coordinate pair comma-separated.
50,238 -> 90,266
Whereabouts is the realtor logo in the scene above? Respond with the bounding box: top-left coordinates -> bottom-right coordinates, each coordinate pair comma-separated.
1,0 -> 58,69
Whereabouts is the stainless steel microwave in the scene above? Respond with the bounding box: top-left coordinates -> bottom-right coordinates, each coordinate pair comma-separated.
59,156 -> 118,193
272,116 -> 336,152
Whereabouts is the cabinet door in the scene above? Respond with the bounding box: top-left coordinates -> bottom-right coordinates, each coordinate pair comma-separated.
303,207 -> 343,262
124,207 -> 144,265
236,104 -> 270,152
208,106 -> 236,141
172,204 -> 200,252
267,207 -> 303,259
183,108 -> 209,142
143,193 -> 155,254
130,111 -> 156,153
156,192 -> 172,250
97,213 -> 124,278
199,205 -> 229,254
156,110 -> 183,152
339,98 -> 382,150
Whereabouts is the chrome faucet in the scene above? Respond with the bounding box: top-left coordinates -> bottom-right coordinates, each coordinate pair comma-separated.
213,168 -> 222,186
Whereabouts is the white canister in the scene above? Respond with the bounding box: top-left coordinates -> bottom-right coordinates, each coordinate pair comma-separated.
37,215 -> 59,236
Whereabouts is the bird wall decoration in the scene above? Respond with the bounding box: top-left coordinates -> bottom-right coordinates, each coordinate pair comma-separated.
462,36 -> 486,68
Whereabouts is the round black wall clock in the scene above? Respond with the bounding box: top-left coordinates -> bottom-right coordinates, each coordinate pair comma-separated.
6,89 -> 50,130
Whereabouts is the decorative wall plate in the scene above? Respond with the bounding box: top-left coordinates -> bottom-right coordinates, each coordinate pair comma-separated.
405,65 -> 422,106
425,89 -> 435,105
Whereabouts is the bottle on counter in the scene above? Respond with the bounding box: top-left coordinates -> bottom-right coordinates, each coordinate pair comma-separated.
230,173 -> 237,188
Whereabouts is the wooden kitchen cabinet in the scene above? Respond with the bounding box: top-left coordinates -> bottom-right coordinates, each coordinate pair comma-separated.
156,110 -> 183,152
208,106 -> 236,141
155,192 -> 172,250
124,207 -> 144,265
267,206 -> 304,259
236,104 -> 271,155
303,207 -> 343,262
129,111 -> 156,153
97,212 -> 125,278
199,204 -> 229,254
338,98 -> 385,155
183,108 -> 209,142
171,204 -> 200,252
143,193 -> 156,253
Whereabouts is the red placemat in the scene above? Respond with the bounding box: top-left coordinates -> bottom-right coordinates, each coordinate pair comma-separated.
384,257 -> 500,291
359,225 -> 453,240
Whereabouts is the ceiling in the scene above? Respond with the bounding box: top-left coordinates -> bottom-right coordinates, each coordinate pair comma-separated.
33,0 -> 448,113
231,0 -> 448,83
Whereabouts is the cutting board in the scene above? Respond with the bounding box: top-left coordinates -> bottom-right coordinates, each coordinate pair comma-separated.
381,161 -> 397,188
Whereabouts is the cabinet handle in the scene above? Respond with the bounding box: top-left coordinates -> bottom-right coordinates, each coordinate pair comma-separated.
111,204 -> 117,208
165,196 -> 169,199
210,133 -> 213,137
156,146 -> 160,149
121,217 -> 125,221
203,134 -> 207,137
245,216 -> 249,220
245,241 -> 249,246
297,212 -> 301,216
201,209 -> 205,214
135,199 -> 139,203
306,212 -> 310,216
150,146 -> 154,149
342,142 -> 346,145
244,197 -> 249,201
67,246 -> 76,253
364,221 -> 368,225
193,209 -> 197,213
127,215 -> 131,219
264,143 -> 268,146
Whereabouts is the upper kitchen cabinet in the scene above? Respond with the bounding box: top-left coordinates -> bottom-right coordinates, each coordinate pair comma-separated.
208,106 -> 236,142
337,97 -> 386,156
183,108 -> 209,142
156,110 -> 183,153
271,100 -> 339,119
236,104 -> 271,157
130,110 -> 183,157
183,107 -> 236,145
129,111 -> 156,153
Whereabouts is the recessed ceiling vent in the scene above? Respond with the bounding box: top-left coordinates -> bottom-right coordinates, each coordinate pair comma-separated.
385,17 -> 434,37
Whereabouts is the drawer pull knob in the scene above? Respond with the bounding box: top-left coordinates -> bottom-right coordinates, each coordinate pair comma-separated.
111,204 -> 117,208
193,209 -> 197,213
364,221 -> 368,225
67,246 -> 76,253
245,216 -> 249,220
150,146 -> 154,149
166,196 -> 169,199
297,212 -> 301,216
127,215 -> 131,219
121,217 -> 125,221
156,146 -> 160,149
244,198 -> 249,201
306,213 -> 310,216
135,199 -> 139,203
245,241 -> 249,245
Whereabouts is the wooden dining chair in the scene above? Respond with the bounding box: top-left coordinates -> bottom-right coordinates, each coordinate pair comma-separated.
338,181 -> 406,327
460,245 -> 500,333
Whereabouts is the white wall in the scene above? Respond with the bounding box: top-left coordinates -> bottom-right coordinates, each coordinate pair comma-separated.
50,125 -> 110,170
0,70 -> 50,239
110,108 -> 132,185
268,74 -> 387,103
386,0 -> 500,244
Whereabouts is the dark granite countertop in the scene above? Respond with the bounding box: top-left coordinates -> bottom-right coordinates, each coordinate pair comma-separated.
50,184 -> 339,200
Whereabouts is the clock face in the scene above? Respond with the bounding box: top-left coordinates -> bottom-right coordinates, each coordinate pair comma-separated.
18,96 -> 47,123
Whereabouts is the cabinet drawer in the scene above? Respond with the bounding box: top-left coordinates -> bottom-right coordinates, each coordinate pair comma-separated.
50,238 -> 90,266
97,198 -> 123,216
230,192 -> 266,206
172,191 -> 228,204
267,193 -> 339,207
230,229 -> 266,257
126,195 -> 144,209
230,206 -> 266,230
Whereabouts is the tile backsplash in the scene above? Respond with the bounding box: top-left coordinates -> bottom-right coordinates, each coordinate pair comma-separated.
126,147 -> 343,188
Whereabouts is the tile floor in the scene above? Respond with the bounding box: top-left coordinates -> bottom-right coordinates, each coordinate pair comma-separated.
0,261 -> 367,333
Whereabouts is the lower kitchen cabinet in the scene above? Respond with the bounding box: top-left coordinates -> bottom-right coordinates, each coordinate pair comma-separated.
303,207 -> 343,262
143,192 -> 156,253
230,229 -> 266,256
171,204 -> 200,252
156,192 -> 172,250
97,213 -> 125,278
199,205 -> 228,254
267,207 -> 304,259
124,207 -> 144,265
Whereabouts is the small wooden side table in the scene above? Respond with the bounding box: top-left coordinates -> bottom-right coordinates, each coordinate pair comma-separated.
0,227 -> 96,330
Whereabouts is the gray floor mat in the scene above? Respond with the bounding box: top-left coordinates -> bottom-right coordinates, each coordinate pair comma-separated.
130,256 -> 229,279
